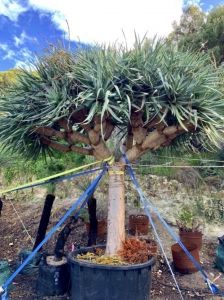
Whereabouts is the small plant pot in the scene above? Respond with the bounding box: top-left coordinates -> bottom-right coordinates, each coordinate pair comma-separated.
179,230 -> 203,250
85,219 -> 107,237
68,246 -> 155,300
129,214 -> 149,235
171,242 -> 200,274
36,253 -> 70,296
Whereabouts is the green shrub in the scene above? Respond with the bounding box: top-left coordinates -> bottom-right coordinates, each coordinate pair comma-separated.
0,151 -> 86,194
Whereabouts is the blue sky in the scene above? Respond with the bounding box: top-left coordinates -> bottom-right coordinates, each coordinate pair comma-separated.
0,0 -> 223,71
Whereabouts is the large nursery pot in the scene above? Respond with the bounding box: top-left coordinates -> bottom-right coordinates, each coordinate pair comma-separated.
179,230 -> 203,251
85,219 -> 107,237
171,242 -> 200,274
36,253 -> 70,296
68,245 -> 155,300
129,214 -> 149,235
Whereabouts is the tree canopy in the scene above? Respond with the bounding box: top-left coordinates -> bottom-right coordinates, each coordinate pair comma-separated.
0,38 -> 224,163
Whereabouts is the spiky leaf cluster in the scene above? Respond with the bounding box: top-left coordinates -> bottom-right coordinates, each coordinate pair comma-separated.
0,37 -> 223,160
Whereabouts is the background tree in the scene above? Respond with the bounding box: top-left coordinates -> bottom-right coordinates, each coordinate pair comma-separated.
0,38 -> 224,255
169,5 -> 224,65
204,6 -> 224,65
169,5 -> 205,51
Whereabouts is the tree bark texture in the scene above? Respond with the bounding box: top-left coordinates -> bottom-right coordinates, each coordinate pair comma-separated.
105,163 -> 125,255
32,194 -> 55,251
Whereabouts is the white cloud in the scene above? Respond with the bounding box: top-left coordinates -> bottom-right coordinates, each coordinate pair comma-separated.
183,0 -> 202,6
19,47 -> 33,60
28,0 -> 184,46
14,31 -> 31,47
3,49 -> 16,60
14,60 -> 31,69
207,5 -> 213,11
0,42 -> 33,68
0,43 -> 8,51
0,0 -> 27,21
14,47 -> 34,68
0,43 -> 16,59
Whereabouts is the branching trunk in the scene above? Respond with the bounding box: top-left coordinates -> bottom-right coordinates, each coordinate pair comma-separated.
34,127 -> 66,139
39,111 -> 113,161
131,111 -> 146,145
104,120 -> 115,141
58,117 -> 73,132
120,144 -> 143,165
70,145 -> 93,156
120,123 -> 196,165
86,115 -> 113,160
68,131 -> 91,145
144,107 -> 166,131
126,122 -> 133,151
40,137 -> 71,152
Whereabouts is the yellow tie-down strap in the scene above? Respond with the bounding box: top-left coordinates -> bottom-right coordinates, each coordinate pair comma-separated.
0,155 -> 115,195
106,155 -> 115,165
108,171 -> 124,176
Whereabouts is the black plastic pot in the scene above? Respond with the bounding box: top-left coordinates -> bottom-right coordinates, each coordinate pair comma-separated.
68,246 -> 154,300
36,253 -> 70,296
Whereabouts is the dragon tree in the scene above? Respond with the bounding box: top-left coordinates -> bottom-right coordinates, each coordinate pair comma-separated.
0,38 -> 224,255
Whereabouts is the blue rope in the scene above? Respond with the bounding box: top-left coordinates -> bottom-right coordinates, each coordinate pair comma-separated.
73,162 -> 109,219
74,195 -> 90,220
123,154 -> 184,299
123,154 -> 224,296
1,289 -> 9,300
1,167 -> 107,299
74,177 -> 101,220
7,167 -> 103,193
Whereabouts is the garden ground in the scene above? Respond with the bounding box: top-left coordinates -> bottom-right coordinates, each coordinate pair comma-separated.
0,182 -> 224,300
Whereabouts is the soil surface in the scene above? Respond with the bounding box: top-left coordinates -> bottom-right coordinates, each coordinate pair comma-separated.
0,191 -> 224,300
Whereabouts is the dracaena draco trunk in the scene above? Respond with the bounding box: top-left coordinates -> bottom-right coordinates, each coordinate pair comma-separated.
105,163 -> 125,255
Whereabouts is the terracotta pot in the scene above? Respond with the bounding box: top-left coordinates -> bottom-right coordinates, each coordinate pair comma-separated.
85,219 -> 107,237
171,242 -> 200,274
179,230 -> 203,250
129,214 -> 149,235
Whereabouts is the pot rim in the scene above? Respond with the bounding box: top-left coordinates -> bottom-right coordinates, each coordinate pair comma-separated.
67,246 -> 154,270
179,230 -> 203,235
171,242 -> 198,252
129,214 -> 148,218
